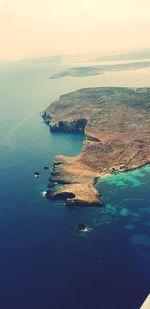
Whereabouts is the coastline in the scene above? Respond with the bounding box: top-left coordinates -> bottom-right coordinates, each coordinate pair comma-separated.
43,87 -> 150,207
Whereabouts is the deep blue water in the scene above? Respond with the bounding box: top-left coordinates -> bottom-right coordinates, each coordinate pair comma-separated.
0,59 -> 149,309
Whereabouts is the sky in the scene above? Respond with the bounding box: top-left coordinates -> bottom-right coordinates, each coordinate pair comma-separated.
0,0 -> 150,61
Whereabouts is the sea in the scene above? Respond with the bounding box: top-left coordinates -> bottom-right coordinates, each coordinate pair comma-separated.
0,57 -> 150,309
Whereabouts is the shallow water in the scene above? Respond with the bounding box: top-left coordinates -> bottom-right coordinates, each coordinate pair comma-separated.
0,59 -> 150,309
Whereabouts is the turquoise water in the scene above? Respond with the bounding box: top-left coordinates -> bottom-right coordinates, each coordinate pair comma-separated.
0,59 -> 149,309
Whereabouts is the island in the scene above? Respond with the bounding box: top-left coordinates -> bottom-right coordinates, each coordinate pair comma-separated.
50,61 -> 150,79
43,87 -> 150,207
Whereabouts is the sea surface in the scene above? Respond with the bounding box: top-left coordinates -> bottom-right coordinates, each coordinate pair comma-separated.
0,58 -> 150,309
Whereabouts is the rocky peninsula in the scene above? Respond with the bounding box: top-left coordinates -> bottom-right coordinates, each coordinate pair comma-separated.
43,87 -> 150,207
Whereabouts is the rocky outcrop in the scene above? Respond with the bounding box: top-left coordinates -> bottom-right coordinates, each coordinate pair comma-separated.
44,87 -> 150,206
47,155 -> 104,207
49,118 -> 87,133
42,111 -> 52,124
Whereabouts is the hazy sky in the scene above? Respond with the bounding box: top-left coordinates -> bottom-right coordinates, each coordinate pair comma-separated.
0,0 -> 150,61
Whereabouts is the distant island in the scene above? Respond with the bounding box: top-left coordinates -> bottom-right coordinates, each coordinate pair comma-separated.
43,87 -> 150,206
50,61 -> 150,79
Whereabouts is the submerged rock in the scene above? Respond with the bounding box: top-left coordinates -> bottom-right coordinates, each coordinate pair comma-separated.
44,166 -> 50,170
42,191 -> 47,197
47,183 -> 55,188
76,224 -> 93,232
33,172 -> 40,178
42,190 -> 52,198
